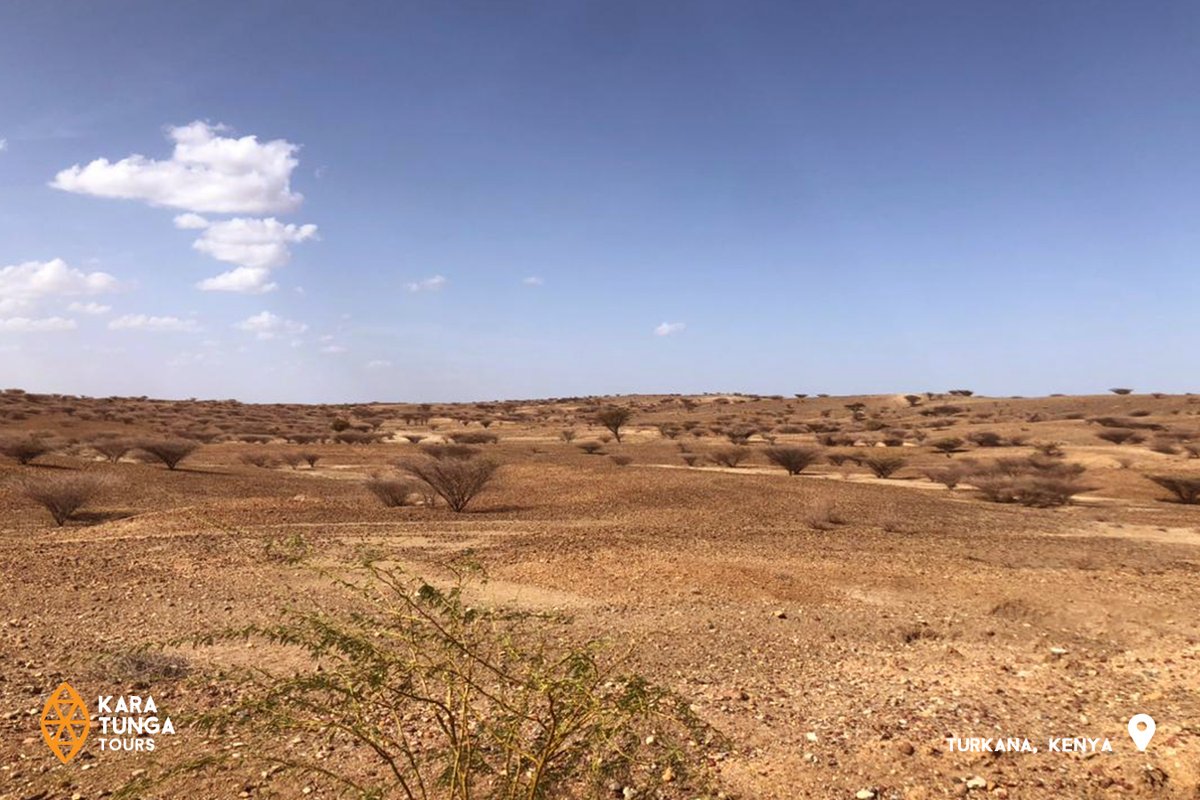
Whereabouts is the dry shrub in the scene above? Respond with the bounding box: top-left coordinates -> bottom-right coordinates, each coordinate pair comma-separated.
1147,475 -> 1200,504
240,452 -> 279,468
681,453 -> 699,467
300,452 -> 320,468
966,457 -> 1091,507
365,476 -> 420,507
1096,429 -> 1143,445
763,446 -> 822,475
0,434 -> 54,465
21,472 -> 109,526
401,456 -> 499,512
335,430 -> 381,445
403,434 -> 427,444
863,455 -> 906,478
560,429 -> 577,442
922,464 -> 966,488
90,435 -> 133,463
192,565 -> 717,799
420,443 -> 479,460
609,454 -> 632,467
137,439 -> 199,470
708,447 -> 750,468
447,431 -> 499,445
99,648 -> 190,684
806,499 -> 846,530
929,437 -> 964,455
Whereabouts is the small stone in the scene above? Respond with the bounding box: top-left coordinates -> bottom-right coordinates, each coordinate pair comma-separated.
773,610 -> 788,619
1049,646 -> 1069,657
898,741 -> 915,756
856,790 -> 876,800
805,731 -> 818,743
966,775 -> 987,790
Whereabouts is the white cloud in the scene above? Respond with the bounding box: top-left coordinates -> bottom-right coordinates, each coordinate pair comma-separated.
654,321 -> 686,336
234,310 -> 308,340
190,217 -> 317,270
0,316 -> 77,332
196,266 -> 277,294
108,314 -> 200,332
51,121 -> 303,214
319,344 -> 347,354
0,138 -> 7,152
173,212 -> 209,230
522,276 -> 544,286
406,274 -> 446,293
67,301 -> 112,315
0,258 -> 119,313
365,359 -> 392,369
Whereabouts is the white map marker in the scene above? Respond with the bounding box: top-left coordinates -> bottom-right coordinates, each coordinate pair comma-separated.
1128,714 -> 1156,752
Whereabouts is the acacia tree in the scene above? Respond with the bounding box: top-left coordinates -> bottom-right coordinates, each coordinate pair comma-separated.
595,406 -> 633,443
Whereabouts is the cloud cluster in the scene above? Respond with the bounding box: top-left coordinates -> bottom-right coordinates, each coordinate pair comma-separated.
0,258 -> 118,313
0,316 -> 76,332
176,214 -> 319,293
407,275 -> 446,293
234,310 -> 308,340
52,122 -> 303,214
654,321 -> 686,336
108,314 -> 200,332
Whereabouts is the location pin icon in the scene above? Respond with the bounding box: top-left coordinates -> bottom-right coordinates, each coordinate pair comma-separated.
1128,714 -> 1156,752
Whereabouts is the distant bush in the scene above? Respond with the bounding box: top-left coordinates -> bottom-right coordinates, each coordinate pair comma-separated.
708,447 -> 750,468
577,441 -> 604,455
595,406 -> 633,443
681,453 -> 699,467
419,443 -> 479,460
929,437 -> 964,455
1147,475 -> 1200,504
609,454 -> 632,467
90,436 -> 133,463
365,476 -> 420,507
1096,429 -> 1143,445
401,456 -> 499,512
965,456 -> 1091,507
763,446 -> 822,475
21,472 -> 108,526
137,439 -> 199,470
301,452 -> 320,468
0,435 -> 53,465
403,434 -> 427,444
559,429 -> 576,442
240,452 -> 278,468
447,432 -> 499,445
863,455 -> 906,478
922,464 -> 966,489
335,430 -> 381,445
966,431 -> 1004,448
1110,387 -> 1134,395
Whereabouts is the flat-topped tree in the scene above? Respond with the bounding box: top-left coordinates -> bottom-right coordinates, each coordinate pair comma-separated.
595,406 -> 632,443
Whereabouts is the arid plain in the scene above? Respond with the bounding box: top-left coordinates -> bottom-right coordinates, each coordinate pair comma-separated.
2,389 -> 1199,799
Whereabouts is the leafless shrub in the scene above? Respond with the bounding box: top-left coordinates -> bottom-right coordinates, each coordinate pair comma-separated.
681,454 -> 699,467
559,429 -> 576,442
90,436 -> 133,463
137,439 -> 199,470
806,499 -> 846,531
365,476 -> 420,507
1096,428 -> 1144,445
966,431 -> 1004,447
0,434 -> 54,465
609,454 -> 632,467
21,472 -> 109,526
708,447 -> 750,468
335,430 -> 382,445
241,452 -> 279,468
300,452 -> 320,468
1147,475 -> 1200,504
929,437 -> 964,455
763,446 -> 822,475
447,432 -> 499,445
419,443 -> 479,460
922,465 -> 966,489
403,434 -> 427,444
972,475 -> 1091,507
577,441 -> 604,455
863,455 -> 906,478
100,648 -> 190,684
1032,441 -> 1065,458
401,456 -> 500,512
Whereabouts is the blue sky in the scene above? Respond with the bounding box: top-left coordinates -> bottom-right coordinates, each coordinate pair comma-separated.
1,1 -> 1197,402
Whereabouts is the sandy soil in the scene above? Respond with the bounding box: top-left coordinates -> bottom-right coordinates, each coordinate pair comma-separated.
2,390 -> 1199,798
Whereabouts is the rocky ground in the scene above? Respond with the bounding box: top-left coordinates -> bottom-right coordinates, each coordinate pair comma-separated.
1,391 -> 1199,798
